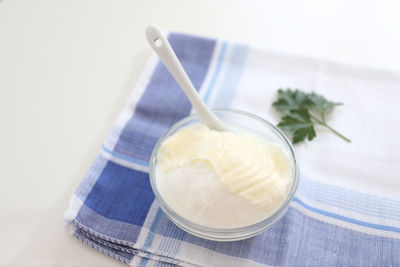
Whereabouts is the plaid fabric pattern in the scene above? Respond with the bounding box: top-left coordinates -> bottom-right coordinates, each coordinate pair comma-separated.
65,32 -> 400,266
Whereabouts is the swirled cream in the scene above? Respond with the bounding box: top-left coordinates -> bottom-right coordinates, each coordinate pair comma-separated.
156,124 -> 292,228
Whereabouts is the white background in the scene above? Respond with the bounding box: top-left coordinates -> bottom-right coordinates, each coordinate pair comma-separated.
0,0 -> 399,266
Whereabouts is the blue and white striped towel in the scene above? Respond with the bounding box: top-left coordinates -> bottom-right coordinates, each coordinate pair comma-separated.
65,32 -> 400,266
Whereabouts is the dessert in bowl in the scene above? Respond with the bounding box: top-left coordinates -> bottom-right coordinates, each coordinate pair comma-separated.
149,109 -> 299,241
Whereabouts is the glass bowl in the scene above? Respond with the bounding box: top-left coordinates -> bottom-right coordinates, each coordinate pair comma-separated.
149,109 -> 299,241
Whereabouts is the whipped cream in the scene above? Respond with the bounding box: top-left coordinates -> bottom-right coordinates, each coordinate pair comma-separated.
156,124 -> 292,228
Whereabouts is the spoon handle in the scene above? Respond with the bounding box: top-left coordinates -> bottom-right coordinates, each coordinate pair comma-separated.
145,25 -> 227,131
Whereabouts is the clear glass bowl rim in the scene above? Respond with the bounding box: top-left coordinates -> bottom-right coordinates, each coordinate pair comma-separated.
149,109 -> 299,241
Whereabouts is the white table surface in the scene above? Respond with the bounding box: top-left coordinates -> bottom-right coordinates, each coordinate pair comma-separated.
1,0 -> 399,266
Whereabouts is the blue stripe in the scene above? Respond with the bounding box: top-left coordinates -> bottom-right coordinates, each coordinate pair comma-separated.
143,209 -> 164,249
103,145 -> 149,167
298,187 -> 400,221
301,180 -> 400,212
301,193 -> 400,221
293,197 -> 400,233
138,257 -> 149,267
203,41 -> 228,104
298,176 -> 400,219
155,221 -> 185,263
300,175 -> 400,208
139,208 -> 164,266
212,44 -> 249,108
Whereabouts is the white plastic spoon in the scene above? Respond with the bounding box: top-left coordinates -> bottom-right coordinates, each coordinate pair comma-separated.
145,24 -> 227,131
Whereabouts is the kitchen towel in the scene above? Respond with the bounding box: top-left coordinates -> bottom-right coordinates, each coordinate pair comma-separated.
65,32 -> 400,266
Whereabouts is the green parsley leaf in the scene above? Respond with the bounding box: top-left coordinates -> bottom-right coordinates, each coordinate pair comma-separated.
272,89 -> 311,112
307,92 -> 342,120
272,89 -> 350,144
278,109 -> 316,144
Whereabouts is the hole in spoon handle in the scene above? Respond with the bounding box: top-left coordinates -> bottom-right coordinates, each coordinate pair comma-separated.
146,25 -> 166,51
154,38 -> 162,48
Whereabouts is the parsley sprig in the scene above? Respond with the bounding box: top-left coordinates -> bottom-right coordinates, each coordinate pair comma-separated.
272,89 -> 351,144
